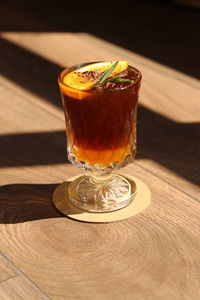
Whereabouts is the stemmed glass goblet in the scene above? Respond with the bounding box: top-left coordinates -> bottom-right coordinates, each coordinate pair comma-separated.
58,61 -> 142,212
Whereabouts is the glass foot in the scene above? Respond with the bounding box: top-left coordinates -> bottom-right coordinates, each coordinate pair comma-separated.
68,172 -> 137,212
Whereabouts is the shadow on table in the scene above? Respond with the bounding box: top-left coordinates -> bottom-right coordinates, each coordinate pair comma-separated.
0,131 -> 68,167
137,106 -> 200,187
0,38 -> 63,109
0,182 -> 90,224
0,183 -> 63,224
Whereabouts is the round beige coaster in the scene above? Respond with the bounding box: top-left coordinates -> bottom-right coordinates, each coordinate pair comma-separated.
52,174 -> 151,223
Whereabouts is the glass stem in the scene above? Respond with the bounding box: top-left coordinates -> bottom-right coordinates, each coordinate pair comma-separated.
91,170 -> 113,184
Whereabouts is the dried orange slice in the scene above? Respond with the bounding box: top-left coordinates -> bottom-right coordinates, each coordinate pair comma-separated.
63,61 -> 128,90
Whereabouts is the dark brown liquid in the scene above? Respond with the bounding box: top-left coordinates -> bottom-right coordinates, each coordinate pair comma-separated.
59,66 -> 141,167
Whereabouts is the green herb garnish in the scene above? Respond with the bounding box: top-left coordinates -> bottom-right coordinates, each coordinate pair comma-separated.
94,61 -> 133,86
95,61 -> 119,85
114,79 -> 133,83
104,74 -> 126,83
104,75 -> 133,84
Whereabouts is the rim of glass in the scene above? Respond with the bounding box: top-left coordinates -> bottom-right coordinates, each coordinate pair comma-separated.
58,61 -> 142,94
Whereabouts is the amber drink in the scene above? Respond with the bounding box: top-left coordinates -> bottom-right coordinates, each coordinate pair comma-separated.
58,61 -> 142,212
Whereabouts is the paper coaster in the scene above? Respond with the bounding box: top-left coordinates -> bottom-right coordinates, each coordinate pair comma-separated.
52,175 -> 151,223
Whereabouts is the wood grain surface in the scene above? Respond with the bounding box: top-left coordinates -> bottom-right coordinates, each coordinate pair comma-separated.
0,254 -> 17,282
0,276 -> 49,300
0,8 -> 200,300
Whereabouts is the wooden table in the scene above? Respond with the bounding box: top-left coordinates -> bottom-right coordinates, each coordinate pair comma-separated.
0,31 -> 200,300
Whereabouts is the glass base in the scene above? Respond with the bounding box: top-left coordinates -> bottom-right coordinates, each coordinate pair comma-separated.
68,172 -> 137,212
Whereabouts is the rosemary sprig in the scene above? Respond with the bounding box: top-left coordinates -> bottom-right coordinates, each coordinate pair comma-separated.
95,61 -> 119,85
94,61 -> 133,86
104,74 -> 126,83
104,75 -> 133,84
114,79 -> 133,83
